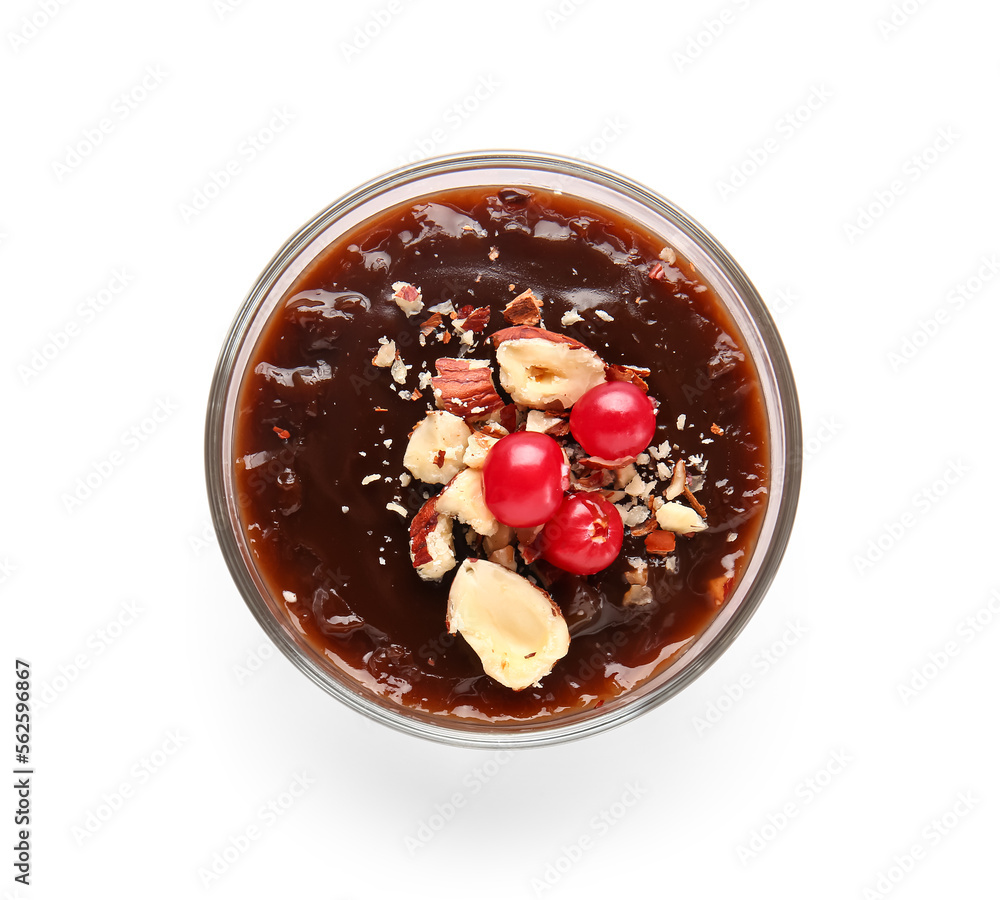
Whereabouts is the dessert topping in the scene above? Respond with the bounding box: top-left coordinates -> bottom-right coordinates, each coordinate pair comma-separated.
569,381 -> 656,460
492,326 -> 606,409
446,558 -> 570,691
537,493 -> 624,576
409,496 -> 456,580
502,288 -> 544,326
431,358 -> 506,422
482,432 -> 566,528
402,410 -> 472,485
391,281 -> 424,317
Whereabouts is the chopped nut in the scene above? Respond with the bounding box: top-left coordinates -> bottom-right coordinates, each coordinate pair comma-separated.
464,430 -> 500,468
624,557 -> 648,585
390,356 -> 408,385
621,504 -> 650,528
665,459 -> 686,500
372,339 -> 396,367
361,474 -> 381,485
409,496 -> 456,581
403,410 -> 472,485
436,467 -> 498,537
649,263 -> 665,281
578,454 -> 638,470
711,423 -> 724,435
705,573 -> 733,607
391,281 -> 424,317
623,584 -> 654,607
572,468 -> 613,491
503,289 -> 544,326
560,309 -> 585,326
630,516 -> 659,537
386,501 -> 408,517
605,363 -> 650,393
432,358 -> 506,422
430,300 -> 456,316
420,312 -> 444,336
594,309 -> 614,322
644,530 -> 676,555
488,246 -> 499,261
446,558 -> 570,691
659,246 -> 677,265
488,545 -> 518,571
478,421 -> 510,439
615,464 -> 638,489
655,502 -> 707,534
525,409 -> 569,436
498,403 -> 518,434
624,473 -> 646,497
515,525 -> 544,565
515,525 -> 544,545
484,523 -> 515,555
676,414 -> 686,430
491,326 -> 606,410
454,305 -> 491,334
683,486 -> 708,519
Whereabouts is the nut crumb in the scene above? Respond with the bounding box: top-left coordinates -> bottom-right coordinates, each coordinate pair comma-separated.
684,487 -> 708,519
659,246 -> 677,265
361,474 -> 381,485
711,423 -> 724,435
420,312 -> 444,336
372,339 -> 396,367
488,246 -> 499,261
560,309 -> 584,326
391,281 -> 424,317
386,501 -> 408,516
594,309 -> 614,322
645,530 -> 676,556
341,505 -> 349,513
676,414 -> 686,430
503,289 -> 544,326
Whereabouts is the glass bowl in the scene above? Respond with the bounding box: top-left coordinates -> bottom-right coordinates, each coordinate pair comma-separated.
205,151 -> 801,748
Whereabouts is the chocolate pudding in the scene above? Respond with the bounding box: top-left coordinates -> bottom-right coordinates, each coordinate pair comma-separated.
233,185 -> 768,722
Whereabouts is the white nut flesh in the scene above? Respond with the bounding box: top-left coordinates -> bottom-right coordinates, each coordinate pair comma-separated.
391,281 -> 424,317
436,467 -> 498,537
446,558 -> 570,690
655,501 -> 708,534
463,431 -> 500,469
495,338 -> 606,409
403,410 -> 472,485
409,504 -> 457,581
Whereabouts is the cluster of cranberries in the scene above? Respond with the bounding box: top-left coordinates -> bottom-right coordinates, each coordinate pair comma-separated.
482,382 -> 657,575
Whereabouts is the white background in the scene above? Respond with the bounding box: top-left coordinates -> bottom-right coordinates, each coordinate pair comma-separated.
3,0 -> 998,897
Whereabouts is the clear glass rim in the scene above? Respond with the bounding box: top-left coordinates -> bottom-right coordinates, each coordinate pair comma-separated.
205,150 -> 802,750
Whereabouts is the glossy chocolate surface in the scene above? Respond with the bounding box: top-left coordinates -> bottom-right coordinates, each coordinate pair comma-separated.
234,186 -> 768,721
